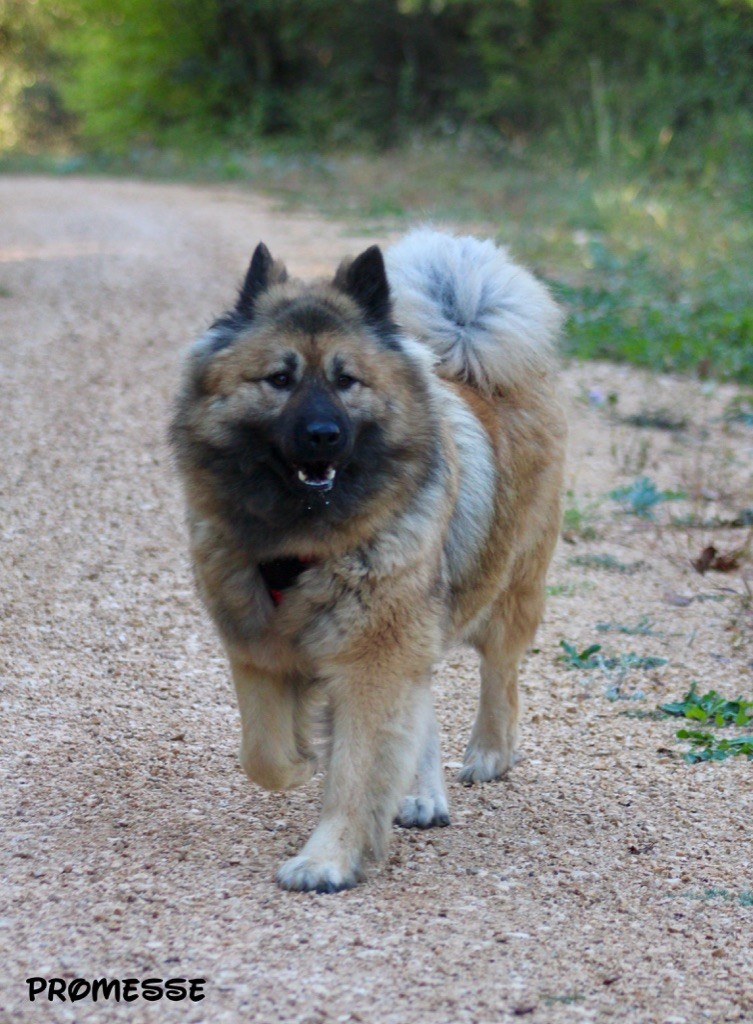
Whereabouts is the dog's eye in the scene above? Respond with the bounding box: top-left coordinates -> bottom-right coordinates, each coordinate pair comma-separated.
266,371 -> 293,390
336,374 -> 358,391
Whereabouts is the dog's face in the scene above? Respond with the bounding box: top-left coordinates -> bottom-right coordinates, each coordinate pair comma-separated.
172,244 -> 436,553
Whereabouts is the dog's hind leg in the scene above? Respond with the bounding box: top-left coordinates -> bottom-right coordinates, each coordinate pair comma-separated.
396,698 -> 450,828
276,677 -> 432,892
459,569 -> 546,784
230,657 -> 316,792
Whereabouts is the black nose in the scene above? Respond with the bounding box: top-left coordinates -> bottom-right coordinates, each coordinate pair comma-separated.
305,420 -> 341,449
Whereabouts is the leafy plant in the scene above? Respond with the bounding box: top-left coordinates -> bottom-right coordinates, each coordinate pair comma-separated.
723,394 -> 753,427
660,684 -> 753,762
596,615 -> 659,635
559,640 -> 603,668
675,729 -> 753,763
546,582 -> 595,597
610,476 -> 686,519
622,407 -> 688,432
660,684 -> 753,726
560,640 -> 667,673
569,553 -> 644,574
681,888 -> 753,905
562,491 -> 601,541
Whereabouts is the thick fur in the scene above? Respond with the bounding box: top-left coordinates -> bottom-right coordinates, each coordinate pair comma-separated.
170,229 -> 566,892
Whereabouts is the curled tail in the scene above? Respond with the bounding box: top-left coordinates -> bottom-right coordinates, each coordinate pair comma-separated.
386,228 -> 562,393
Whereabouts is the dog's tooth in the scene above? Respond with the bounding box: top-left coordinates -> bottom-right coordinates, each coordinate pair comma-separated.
297,469 -> 308,483
325,467 -> 336,480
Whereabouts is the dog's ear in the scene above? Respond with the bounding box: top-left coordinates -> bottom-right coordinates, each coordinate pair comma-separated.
236,242 -> 288,317
335,245 -> 392,327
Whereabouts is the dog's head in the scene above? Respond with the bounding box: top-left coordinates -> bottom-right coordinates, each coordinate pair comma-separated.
171,243 -> 438,553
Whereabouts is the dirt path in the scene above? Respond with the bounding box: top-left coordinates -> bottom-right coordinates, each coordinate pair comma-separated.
1,176 -> 752,1024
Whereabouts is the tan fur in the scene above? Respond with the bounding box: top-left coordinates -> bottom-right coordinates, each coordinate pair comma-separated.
171,242 -> 566,892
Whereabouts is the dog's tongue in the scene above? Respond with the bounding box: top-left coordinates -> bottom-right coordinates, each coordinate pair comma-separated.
259,557 -> 315,606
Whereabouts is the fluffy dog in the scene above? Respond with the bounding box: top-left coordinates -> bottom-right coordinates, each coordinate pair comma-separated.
170,228 -> 566,892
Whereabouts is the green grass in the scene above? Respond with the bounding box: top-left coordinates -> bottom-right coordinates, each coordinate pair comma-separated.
2,136 -> 751,383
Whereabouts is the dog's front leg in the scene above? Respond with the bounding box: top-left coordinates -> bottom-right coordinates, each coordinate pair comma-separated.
230,657 -> 315,792
277,674 -> 433,892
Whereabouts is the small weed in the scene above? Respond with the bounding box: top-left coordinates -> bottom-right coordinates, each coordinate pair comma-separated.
676,730 -> 753,762
671,509 -> 753,529
623,407 -> 688,432
546,582 -> 594,597
660,683 -> 753,726
611,433 -> 653,476
723,394 -> 753,427
610,476 -> 687,519
607,653 -> 668,671
681,888 -> 753,905
0,285 -> 12,298
596,615 -> 659,635
570,553 -> 645,574
562,491 -> 601,541
543,992 -> 585,1006
559,640 -> 603,668
560,640 -> 667,675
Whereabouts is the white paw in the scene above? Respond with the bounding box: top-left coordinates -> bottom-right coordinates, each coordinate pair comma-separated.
276,853 -> 362,893
397,794 -> 451,829
458,743 -> 516,785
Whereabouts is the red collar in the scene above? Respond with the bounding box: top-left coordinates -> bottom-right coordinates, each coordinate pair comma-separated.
259,557 -> 316,606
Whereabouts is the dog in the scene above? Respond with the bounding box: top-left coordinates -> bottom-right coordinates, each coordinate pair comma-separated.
169,228 -> 566,892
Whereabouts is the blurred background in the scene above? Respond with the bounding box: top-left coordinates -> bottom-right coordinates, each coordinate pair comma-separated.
1,0 -> 752,381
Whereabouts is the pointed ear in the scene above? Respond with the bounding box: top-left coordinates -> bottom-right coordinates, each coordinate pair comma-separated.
235,242 -> 287,317
335,245 -> 392,326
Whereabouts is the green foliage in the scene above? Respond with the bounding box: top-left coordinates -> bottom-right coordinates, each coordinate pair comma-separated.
622,408 -> 688,432
660,684 -> 753,726
660,684 -> 753,762
681,888 -> 753,905
559,640 -> 604,669
596,615 -> 658,635
609,477 -> 686,518
558,241 -> 753,385
0,0 -> 71,148
5,0 -> 753,176
545,582 -> 594,598
559,640 -> 667,673
562,491 -> 601,541
675,729 -> 753,763
569,553 -> 644,574
723,395 -> 753,426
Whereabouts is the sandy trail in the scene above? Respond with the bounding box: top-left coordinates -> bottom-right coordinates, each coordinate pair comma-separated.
1,176 -> 751,1024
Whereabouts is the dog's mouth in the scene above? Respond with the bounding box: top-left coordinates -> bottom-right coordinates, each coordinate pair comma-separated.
294,462 -> 337,492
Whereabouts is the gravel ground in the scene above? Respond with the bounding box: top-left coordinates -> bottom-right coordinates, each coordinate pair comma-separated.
1,176 -> 752,1024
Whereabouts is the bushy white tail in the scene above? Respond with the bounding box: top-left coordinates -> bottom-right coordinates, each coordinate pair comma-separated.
386,228 -> 562,393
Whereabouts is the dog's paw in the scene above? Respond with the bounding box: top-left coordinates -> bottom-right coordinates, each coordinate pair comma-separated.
276,853 -> 362,894
458,744 -> 516,785
396,794 -> 451,829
